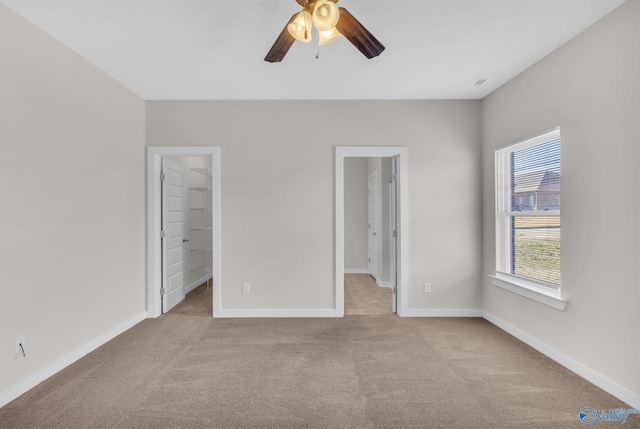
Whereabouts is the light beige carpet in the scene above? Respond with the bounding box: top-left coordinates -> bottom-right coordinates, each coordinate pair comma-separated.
1,283 -> 636,428
170,282 -> 213,316
344,273 -> 393,316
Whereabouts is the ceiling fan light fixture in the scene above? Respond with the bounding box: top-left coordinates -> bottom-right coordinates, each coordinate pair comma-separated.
265,1 -> 385,63
287,10 -> 312,42
312,0 -> 340,31
318,27 -> 342,46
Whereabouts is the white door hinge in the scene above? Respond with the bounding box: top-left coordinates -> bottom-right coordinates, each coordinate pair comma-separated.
160,230 -> 166,238
392,287 -> 397,294
160,172 -> 166,181
160,287 -> 166,295
393,230 -> 397,238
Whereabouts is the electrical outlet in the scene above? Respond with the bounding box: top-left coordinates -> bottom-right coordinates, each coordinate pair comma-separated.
15,335 -> 25,358
242,282 -> 250,294
423,283 -> 432,294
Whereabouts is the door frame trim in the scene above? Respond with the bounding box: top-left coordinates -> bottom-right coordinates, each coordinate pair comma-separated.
147,146 -> 221,318
335,147 -> 408,317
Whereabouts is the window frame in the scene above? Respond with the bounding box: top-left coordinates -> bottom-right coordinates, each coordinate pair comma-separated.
492,128 -> 567,311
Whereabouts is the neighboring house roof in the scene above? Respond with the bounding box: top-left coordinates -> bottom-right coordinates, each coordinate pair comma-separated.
514,170 -> 560,194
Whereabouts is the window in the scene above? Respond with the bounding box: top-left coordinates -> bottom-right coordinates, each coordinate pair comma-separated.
493,129 -> 564,308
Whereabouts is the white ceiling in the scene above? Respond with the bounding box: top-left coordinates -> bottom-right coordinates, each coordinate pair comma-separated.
1,0 -> 626,100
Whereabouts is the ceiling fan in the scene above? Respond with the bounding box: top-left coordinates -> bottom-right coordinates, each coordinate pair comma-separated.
265,0 -> 385,62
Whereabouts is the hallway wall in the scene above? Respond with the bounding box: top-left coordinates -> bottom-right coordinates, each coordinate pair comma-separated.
344,157 -> 369,272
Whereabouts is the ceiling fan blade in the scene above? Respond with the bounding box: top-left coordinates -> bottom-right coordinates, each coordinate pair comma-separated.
296,0 -> 338,7
335,7 -> 385,59
264,14 -> 298,63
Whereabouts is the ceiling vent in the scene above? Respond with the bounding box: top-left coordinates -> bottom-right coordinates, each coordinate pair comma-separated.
467,78 -> 489,91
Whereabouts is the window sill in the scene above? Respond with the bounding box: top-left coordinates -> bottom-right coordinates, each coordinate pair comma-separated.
489,274 -> 568,311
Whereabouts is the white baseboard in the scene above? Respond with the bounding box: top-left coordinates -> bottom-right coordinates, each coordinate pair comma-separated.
0,311 -> 147,409
216,309 -> 337,318
483,311 -> 640,409
376,280 -> 392,288
403,309 -> 483,317
344,268 -> 369,274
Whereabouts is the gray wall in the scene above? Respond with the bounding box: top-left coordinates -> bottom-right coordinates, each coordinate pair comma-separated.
146,100 -> 483,312
344,158 -> 368,271
481,0 -> 640,403
0,4 -> 146,397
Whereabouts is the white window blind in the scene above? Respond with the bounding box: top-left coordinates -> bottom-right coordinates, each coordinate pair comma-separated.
495,129 -> 561,288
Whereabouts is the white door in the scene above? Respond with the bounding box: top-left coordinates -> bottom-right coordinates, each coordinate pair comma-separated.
368,172 -> 378,279
161,158 -> 186,313
389,157 -> 398,313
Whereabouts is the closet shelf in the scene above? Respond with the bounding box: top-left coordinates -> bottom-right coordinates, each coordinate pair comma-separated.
187,164 -> 212,287
190,265 -> 208,274
191,168 -> 212,177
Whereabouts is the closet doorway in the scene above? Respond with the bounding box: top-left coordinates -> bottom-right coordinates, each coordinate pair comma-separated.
147,147 -> 221,318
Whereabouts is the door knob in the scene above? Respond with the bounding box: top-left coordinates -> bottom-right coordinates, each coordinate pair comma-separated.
183,239 -> 189,243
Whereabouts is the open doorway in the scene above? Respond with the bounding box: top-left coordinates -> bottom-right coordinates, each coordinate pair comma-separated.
147,147 -> 221,318
335,147 -> 408,317
343,158 -> 394,315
